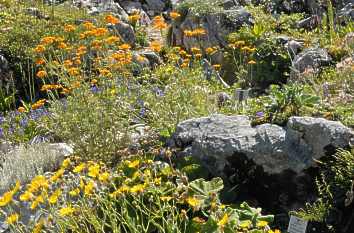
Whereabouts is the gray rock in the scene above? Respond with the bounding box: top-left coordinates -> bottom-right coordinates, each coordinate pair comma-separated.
286,40 -> 304,57
144,0 -> 166,12
338,3 -> 354,23
296,15 -> 320,30
120,0 -> 144,13
0,54 -> 9,74
170,114 -> 353,176
0,143 -> 73,193
72,0 -> 128,18
110,22 -> 136,45
292,47 -> 332,74
169,7 -> 252,50
25,7 -> 49,20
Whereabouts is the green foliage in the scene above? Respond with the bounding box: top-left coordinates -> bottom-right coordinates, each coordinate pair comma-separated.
140,64 -> 221,137
43,87 -> 133,163
175,0 -> 224,16
254,84 -> 320,125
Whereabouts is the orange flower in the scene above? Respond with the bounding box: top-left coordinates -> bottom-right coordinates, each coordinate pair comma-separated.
58,42 -> 68,49
36,70 -> 47,78
213,64 -> 221,70
105,36 -> 120,44
105,15 -> 119,24
63,60 -> 73,68
153,16 -> 167,30
195,53 -> 202,59
34,45 -> 46,53
93,28 -> 108,37
67,67 -> 80,76
169,11 -> 181,20
118,43 -> 131,50
64,24 -> 76,32
35,58 -> 46,65
41,84 -> 62,92
205,47 -> 215,54
31,99 -> 46,110
83,21 -> 95,30
194,28 -> 206,36
191,47 -> 201,54
150,41 -> 163,52
40,36 -> 56,45
18,107 -> 26,113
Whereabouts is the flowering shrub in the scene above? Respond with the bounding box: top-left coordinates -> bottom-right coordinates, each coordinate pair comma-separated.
0,157 -> 279,233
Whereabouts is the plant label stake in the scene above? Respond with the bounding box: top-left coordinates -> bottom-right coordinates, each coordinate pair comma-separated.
287,215 -> 308,233
234,88 -> 249,110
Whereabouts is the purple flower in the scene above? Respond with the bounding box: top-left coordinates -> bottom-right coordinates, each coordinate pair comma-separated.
90,85 -> 100,94
256,111 -> 264,118
19,117 -> 28,128
152,87 -> 165,97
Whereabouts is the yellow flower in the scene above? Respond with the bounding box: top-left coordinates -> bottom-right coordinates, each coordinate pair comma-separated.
48,189 -> 61,205
0,191 -> 13,207
73,163 -> 86,173
98,172 -> 110,183
130,184 -> 145,194
160,196 -> 173,202
127,160 -> 140,168
248,60 -> 257,65
257,220 -> 268,228
32,218 -> 45,233
170,11 -> 181,20
128,14 -> 140,23
154,177 -> 161,186
20,191 -> 34,202
69,188 -> 80,197
88,164 -> 100,178
186,197 -> 200,208
30,194 -> 44,210
61,158 -> 71,169
36,70 -> 47,78
239,220 -> 252,229
110,186 -> 130,198
59,206 -> 76,217
217,213 -> 229,227
84,180 -> 95,196
50,168 -> 65,183
83,21 -> 95,30
29,177 -> 45,191
6,213 -> 19,225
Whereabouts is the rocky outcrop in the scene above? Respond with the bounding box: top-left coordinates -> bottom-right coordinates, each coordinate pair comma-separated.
0,143 -> 73,193
170,114 -> 353,176
169,5 -> 253,49
291,47 -> 332,74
